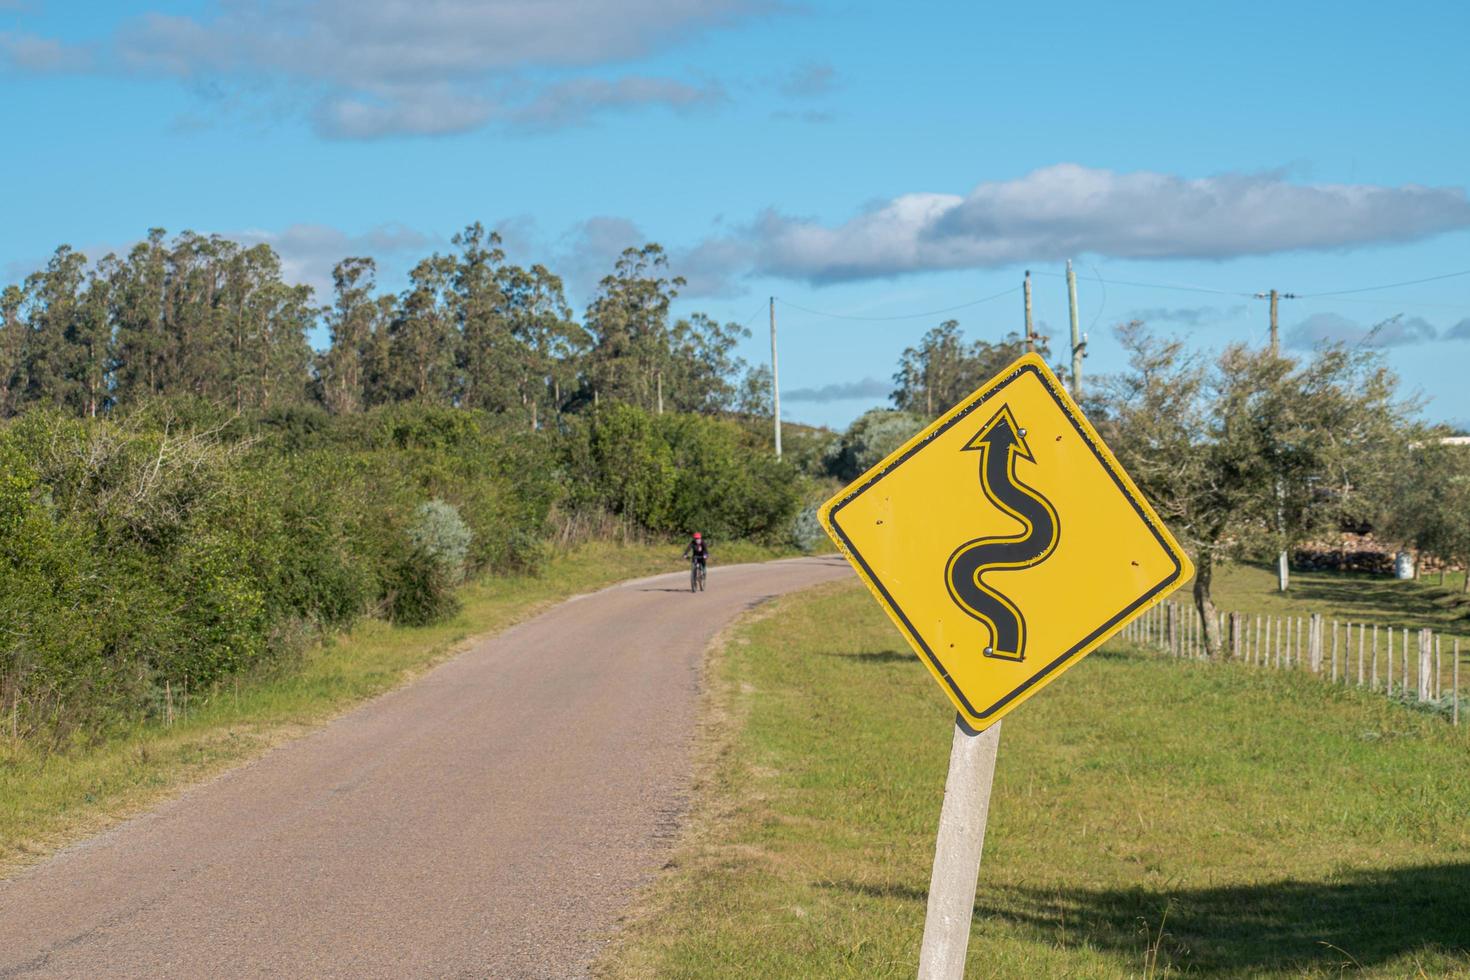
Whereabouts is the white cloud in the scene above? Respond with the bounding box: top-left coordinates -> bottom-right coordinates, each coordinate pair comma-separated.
4,0 -> 766,138
552,216 -> 647,303
1128,305 -> 1247,327
511,76 -> 725,131
1443,318 -> 1470,341
0,31 -> 92,71
235,222 -> 434,296
715,165 -> 1470,283
785,377 -> 890,402
1285,313 -> 1438,349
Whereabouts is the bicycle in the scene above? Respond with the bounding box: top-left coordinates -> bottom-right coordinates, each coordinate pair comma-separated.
690,557 -> 707,593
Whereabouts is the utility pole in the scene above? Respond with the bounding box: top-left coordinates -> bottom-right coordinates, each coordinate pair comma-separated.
1066,260 -> 1086,398
1269,289 -> 1279,354
1255,288 -> 1297,592
1254,289 -> 1297,355
770,296 -> 782,459
1023,270 -> 1034,353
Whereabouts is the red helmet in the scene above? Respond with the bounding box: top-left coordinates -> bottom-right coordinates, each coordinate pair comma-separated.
693,532 -> 702,539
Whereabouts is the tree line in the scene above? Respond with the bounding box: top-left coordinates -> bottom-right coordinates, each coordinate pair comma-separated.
0,224 -> 769,425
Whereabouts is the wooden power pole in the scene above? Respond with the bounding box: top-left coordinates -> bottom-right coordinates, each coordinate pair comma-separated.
1255,288 -> 1297,355
1066,260 -> 1085,398
1268,289 -> 1279,354
1023,271 -> 1034,353
769,296 -> 782,459
1255,288 -> 1297,593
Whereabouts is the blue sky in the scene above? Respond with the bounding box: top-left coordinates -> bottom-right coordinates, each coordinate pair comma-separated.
3,0 -> 1468,429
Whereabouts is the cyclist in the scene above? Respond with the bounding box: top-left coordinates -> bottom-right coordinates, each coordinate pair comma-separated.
682,532 -> 710,590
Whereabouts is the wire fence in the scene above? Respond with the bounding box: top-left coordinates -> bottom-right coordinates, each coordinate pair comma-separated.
1122,601 -> 1463,726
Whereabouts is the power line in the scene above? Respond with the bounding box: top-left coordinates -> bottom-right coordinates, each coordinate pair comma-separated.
1297,268 -> 1470,298
1034,266 -> 1470,304
774,286 -> 1020,322
765,264 -> 1466,332
1032,269 -> 1252,298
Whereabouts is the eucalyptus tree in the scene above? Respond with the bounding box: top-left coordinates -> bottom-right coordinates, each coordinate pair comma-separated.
319,257 -> 379,414
497,261 -> 585,429
891,320 -> 1043,419
584,244 -> 684,410
0,284 -> 27,416
387,254 -> 458,403
164,231 -> 236,400
69,256 -> 117,417
360,294 -> 400,408
19,245 -> 88,411
662,313 -> 754,415
452,223 -> 516,413
111,229 -> 171,404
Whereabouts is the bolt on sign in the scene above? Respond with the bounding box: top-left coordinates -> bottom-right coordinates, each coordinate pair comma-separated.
819,352 -> 1193,730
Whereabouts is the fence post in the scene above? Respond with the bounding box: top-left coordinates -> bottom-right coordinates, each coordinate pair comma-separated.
1230,613 -> 1240,660
1387,627 -> 1395,696
1331,621 -> 1339,682
1308,613 -> 1321,673
1418,629 -> 1431,702
1372,624 -> 1379,690
1403,628 -> 1410,697
1455,638 -> 1460,726
1357,624 -> 1365,687
1428,637 -> 1440,705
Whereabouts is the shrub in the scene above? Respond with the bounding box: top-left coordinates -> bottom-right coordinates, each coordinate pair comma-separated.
0,398 -> 802,746
409,500 -> 472,585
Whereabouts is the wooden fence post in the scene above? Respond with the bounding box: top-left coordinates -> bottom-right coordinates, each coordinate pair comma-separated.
1403,629 -> 1410,697
1387,627 -> 1395,696
1372,625 -> 1379,690
1331,621 -> 1339,682
1418,629 -> 1431,702
1435,634 -> 1442,700
1357,624 -> 1365,687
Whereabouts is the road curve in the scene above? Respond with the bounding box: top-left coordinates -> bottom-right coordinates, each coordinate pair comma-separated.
0,555 -> 851,979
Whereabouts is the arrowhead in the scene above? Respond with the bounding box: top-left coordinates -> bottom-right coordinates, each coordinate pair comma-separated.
961,404 -> 1034,461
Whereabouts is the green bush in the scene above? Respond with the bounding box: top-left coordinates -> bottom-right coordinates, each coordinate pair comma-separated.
0,399 -> 800,745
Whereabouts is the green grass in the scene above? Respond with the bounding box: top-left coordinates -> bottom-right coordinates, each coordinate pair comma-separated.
0,537 -> 791,878
601,580 -> 1470,978
1193,561 -> 1470,642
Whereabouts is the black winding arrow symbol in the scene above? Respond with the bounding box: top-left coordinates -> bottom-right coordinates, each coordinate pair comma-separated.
944,404 -> 1060,662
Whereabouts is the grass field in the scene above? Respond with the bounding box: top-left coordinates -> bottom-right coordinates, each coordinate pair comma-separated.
0,538 -> 787,878
1202,562 -> 1470,643
600,579 -> 1470,978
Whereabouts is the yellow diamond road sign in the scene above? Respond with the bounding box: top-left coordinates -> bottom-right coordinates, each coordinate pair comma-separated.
819,352 -> 1193,730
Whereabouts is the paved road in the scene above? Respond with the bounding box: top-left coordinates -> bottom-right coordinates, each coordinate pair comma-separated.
0,556 -> 850,979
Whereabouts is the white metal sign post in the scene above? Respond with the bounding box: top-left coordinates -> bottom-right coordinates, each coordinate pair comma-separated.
917,716 -> 1003,979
